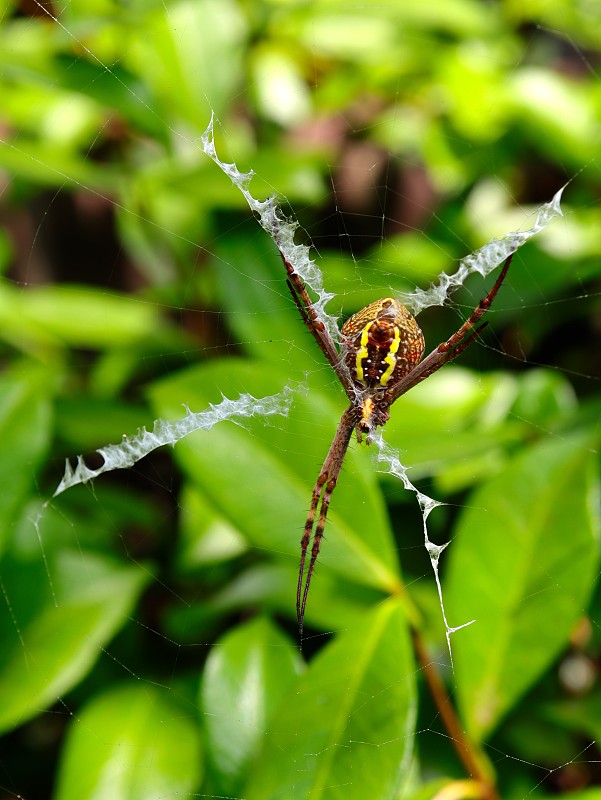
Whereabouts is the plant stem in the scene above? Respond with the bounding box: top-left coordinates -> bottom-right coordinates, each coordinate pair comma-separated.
411,627 -> 501,800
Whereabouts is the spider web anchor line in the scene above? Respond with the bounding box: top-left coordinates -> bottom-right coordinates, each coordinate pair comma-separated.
53,384 -> 298,497
402,185 -> 566,315
199,115 -> 339,343
372,432 -> 469,666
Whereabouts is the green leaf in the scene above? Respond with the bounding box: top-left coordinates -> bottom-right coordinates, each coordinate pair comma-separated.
548,689 -> 601,744
446,432 -> 601,741
126,0 -> 247,125
383,367 -> 518,484
384,368 -> 579,493
244,598 -> 416,800
0,136 -> 120,189
211,229 -> 318,371
200,616 -> 303,794
0,281 -> 163,350
26,285 -> 160,347
54,683 -> 202,800
148,359 -> 400,606
168,562 -> 386,636
177,481 -> 247,569
0,550 -> 150,734
0,369 -> 52,554
510,68 -> 599,166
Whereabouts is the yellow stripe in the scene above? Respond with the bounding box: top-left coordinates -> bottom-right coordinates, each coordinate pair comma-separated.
355,324 -> 371,382
380,326 -> 400,385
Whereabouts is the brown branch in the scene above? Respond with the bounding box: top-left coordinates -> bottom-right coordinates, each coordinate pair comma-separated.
411,627 -> 501,800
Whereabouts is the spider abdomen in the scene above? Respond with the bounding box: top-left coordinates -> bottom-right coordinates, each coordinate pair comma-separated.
341,297 -> 425,389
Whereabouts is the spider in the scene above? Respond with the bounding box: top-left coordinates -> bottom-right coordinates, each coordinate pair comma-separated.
282,249 -> 514,635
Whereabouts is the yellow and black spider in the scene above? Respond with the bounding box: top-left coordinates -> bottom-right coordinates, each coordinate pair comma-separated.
282,250 -> 513,635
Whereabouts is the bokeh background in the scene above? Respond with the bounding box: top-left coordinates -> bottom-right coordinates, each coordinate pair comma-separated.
1,1 -> 600,798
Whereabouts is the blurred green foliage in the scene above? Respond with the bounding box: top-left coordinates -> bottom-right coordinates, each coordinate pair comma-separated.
1,0 -> 601,798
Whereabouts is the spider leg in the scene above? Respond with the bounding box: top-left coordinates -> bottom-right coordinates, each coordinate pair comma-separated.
297,469 -> 327,623
384,254 -> 513,405
286,278 -> 313,330
435,253 -> 513,357
417,320 -> 489,380
297,407 -> 355,636
282,255 -> 356,399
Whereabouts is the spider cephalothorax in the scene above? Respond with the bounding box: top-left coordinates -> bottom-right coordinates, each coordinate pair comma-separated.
283,250 -> 513,635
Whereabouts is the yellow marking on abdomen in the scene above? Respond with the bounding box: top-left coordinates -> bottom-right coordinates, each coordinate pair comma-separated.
354,322 -> 401,386
354,325 -> 371,383
380,327 -> 400,385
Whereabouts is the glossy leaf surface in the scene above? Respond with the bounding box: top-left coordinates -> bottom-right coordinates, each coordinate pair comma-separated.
54,683 -> 202,800
446,433 -> 600,740
0,370 -> 51,553
0,551 -> 150,734
148,359 -> 400,603
200,616 -> 303,794
244,599 -> 416,800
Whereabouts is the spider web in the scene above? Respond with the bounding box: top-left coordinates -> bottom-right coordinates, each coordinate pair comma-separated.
198,115 -> 564,659
1,3 -> 600,800
45,116 -> 564,661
